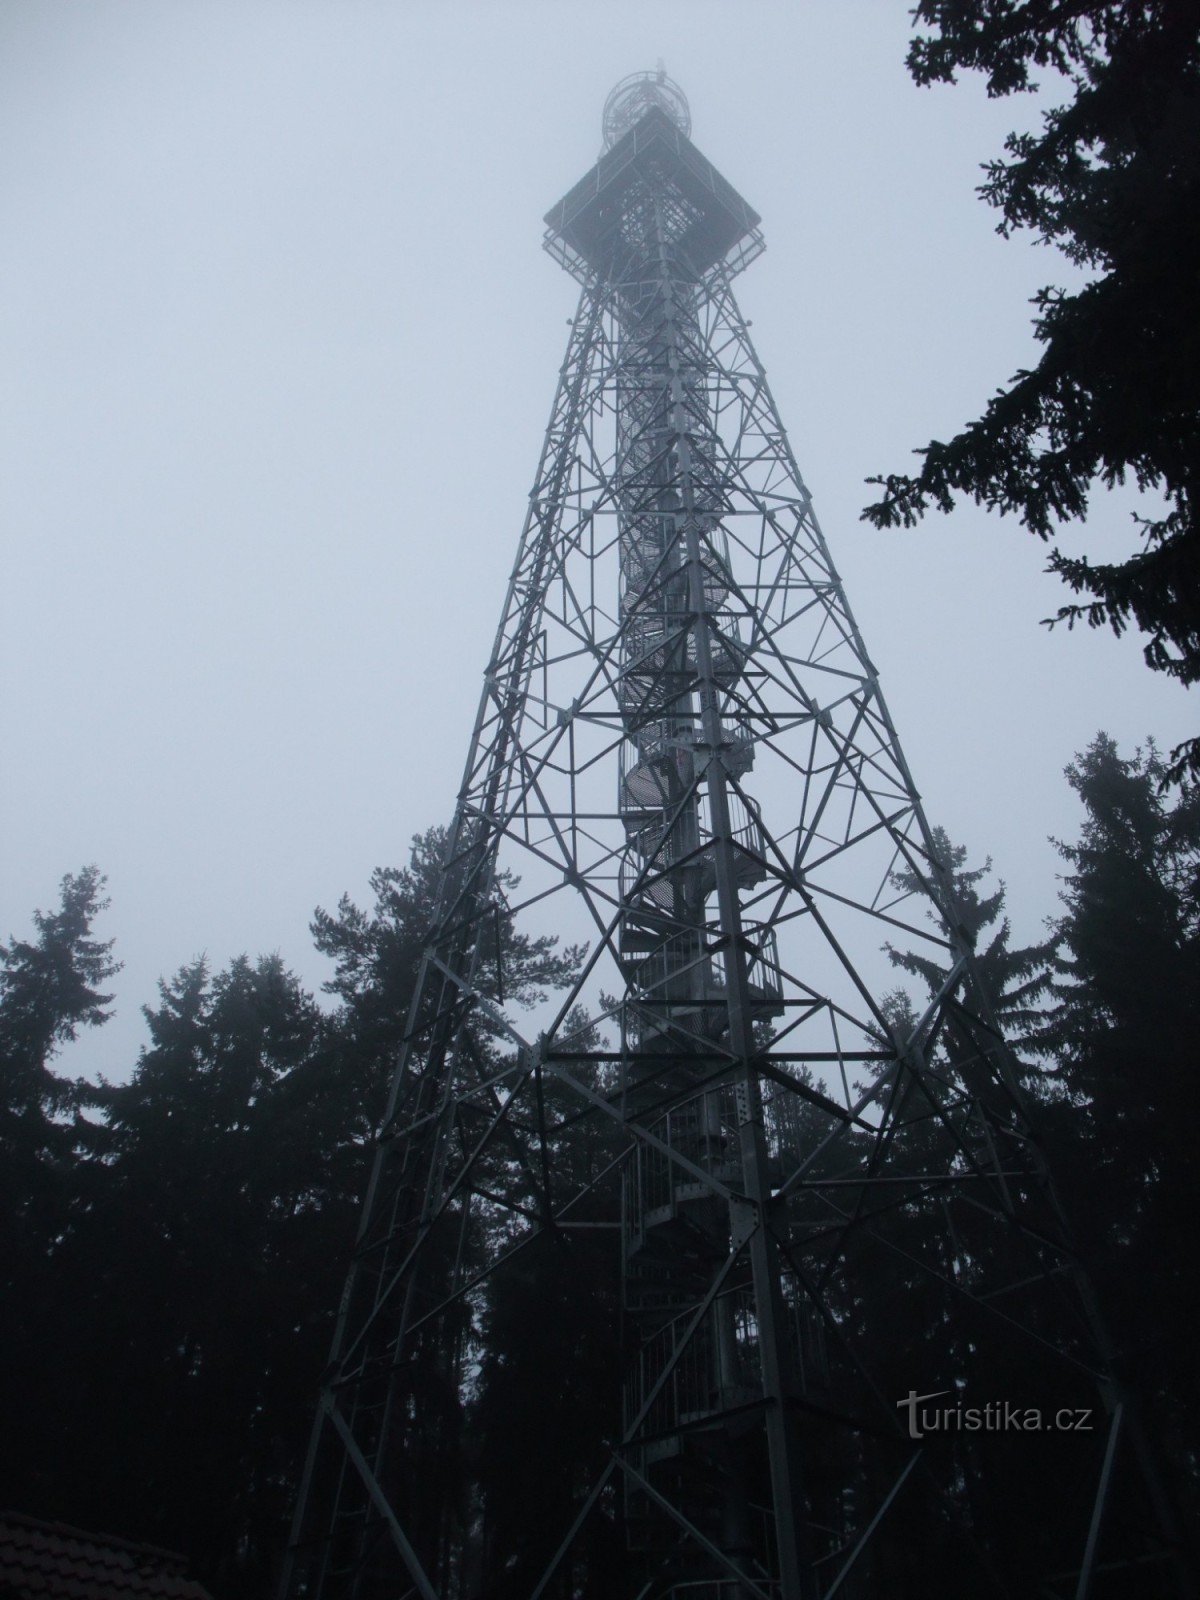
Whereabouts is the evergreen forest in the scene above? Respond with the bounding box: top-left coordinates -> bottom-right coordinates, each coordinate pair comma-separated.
5,2 -> 1199,1593
2,734 -> 1198,1596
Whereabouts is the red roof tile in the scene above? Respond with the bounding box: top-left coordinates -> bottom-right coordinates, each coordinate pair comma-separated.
0,1514 -> 214,1600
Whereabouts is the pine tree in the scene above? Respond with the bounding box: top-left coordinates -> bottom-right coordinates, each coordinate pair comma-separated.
0,865 -> 119,1233
471,1005 -> 628,1598
0,834 -> 594,1594
887,827 -> 1058,1073
868,836 -> 1095,1588
53,953 -> 332,1594
0,868 -> 119,1516
1038,734 -> 1200,1487
304,829 -> 591,1593
865,2 -> 1200,780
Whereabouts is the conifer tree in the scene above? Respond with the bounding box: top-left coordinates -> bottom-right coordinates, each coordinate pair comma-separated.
0,867 -> 119,1517
0,864 -> 119,1222
1037,734 -> 1200,1487
60,954 -> 332,1593
866,2 -> 1200,780
887,827 -> 1058,1071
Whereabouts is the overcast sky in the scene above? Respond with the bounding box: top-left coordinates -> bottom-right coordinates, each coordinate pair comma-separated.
2,1 -> 1192,1084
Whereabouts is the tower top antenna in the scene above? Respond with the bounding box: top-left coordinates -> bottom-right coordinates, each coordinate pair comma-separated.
601,67 -> 691,150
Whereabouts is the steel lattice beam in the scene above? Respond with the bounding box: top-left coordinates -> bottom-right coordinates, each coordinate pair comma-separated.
280,78 -> 1187,1600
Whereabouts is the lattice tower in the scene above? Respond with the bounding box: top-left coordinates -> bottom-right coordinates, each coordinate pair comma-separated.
281,77 -> 1188,1600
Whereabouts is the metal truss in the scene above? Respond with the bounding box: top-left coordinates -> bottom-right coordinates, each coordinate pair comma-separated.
281,96 -> 1186,1600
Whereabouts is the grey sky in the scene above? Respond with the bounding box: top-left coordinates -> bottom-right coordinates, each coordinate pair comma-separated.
2,1 -> 1192,1083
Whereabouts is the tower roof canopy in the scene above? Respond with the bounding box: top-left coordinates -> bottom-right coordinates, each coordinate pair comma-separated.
544,105 -> 762,284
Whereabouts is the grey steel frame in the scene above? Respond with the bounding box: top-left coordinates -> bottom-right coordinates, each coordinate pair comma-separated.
280,104 -> 1186,1600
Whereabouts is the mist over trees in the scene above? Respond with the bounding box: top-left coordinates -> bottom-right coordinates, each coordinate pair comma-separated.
4,5 -> 1197,1594
2,741 -> 1196,1595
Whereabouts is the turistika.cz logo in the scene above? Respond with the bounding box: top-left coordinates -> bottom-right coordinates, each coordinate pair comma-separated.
897,1390 -> 1095,1441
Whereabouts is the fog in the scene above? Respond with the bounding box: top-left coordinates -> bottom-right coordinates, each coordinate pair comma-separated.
2,1 -> 1191,1083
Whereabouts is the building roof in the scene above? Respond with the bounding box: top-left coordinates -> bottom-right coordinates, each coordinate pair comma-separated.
0,1513 -> 214,1600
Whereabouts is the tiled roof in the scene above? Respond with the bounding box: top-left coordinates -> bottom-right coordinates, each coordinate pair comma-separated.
0,1513 -> 214,1600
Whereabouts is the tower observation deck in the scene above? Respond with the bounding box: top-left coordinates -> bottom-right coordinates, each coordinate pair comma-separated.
280,73 -> 1185,1600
